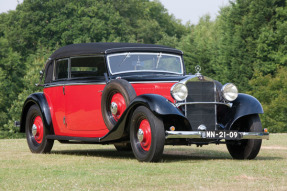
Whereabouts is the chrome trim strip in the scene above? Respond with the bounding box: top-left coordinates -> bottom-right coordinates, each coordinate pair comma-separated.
175,102 -> 232,108
240,132 -> 270,139
214,82 -> 217,130
44,81 -> 179,88
179,75 -> 214,84
166,131 -> 202,139
44,82 -> 106,88
130,81 -> 179,84
165,131 -> 269,140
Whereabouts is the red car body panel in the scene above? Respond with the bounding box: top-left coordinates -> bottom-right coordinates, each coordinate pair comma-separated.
132,82 -> 175,102
44,82 -> 176,138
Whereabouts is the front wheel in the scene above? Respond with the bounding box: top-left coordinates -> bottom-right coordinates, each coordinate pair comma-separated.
226,114 -> 262,159
130,106 -> 165,162
25,105 -> 54,153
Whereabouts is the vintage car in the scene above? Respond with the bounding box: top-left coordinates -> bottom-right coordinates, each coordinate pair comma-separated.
18,43 -> 269,162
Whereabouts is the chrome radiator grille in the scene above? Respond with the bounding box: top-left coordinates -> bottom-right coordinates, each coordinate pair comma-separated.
186,81 -> 216,131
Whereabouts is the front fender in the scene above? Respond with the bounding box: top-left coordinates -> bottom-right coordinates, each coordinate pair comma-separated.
226,93 -> 264,129
130,94 -> 184,116
20,93 -> 53,134
100,94 -> 189,142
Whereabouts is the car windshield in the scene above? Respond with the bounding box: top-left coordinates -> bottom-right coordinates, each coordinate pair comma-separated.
107,52 -> 183,75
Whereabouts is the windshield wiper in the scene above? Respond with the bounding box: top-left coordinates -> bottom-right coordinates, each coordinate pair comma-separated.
156,53 -> 162,69
119,52 -> 130,66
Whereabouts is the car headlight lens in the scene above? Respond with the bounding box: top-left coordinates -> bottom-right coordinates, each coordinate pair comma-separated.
221,83 -> 238,101
171,83 -> 188,101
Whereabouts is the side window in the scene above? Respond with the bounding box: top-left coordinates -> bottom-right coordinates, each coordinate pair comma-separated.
55,59 -> 68,80
70,57 -> 105,78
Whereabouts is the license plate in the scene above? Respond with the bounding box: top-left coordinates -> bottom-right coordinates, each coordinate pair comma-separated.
205,131 -> 241,140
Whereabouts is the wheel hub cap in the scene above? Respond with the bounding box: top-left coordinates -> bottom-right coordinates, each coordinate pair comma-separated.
110,93 -> 126,121
137,128 -> 144,142
32,116 -> 44,144
110,102 -> 118,115
32,124 -> 37,137
138,119 -> 151,151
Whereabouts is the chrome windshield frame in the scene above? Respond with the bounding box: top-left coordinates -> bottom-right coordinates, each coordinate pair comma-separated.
106,52 -> 184,75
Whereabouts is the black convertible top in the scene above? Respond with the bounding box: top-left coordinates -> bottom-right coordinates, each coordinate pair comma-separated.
49,42 -> 183,60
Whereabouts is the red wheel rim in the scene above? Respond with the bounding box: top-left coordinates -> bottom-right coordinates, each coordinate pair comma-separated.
138,119 -> 151,151
110,93 -> 126,121
32,116 -> 44,144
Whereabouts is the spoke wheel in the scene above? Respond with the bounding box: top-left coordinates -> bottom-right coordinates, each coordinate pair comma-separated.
130,106 -> 165,162
25,105 -> 54,153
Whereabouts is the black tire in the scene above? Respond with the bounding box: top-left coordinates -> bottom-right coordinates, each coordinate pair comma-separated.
114,143 -> 132,151
226,114 -> 262,159
101,79 -> 136,130
130,106 -> 165,162
25,105 -> 54,153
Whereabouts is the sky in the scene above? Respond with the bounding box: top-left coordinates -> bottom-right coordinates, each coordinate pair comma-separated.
0,0 -> 230,25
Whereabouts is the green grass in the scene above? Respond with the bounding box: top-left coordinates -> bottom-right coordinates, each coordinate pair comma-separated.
0,134 -> 286,190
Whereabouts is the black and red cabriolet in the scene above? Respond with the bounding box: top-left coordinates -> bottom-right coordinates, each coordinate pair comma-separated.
19,43 -> 269,162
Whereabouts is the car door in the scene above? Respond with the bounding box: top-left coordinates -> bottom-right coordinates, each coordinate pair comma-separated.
44,58 -> 68,135
64,56 -> 108,134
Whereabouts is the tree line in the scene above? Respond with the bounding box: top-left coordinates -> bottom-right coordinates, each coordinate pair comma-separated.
0,0 -> 286,138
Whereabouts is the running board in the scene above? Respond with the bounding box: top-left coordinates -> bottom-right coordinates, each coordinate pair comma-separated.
46,135 -> 101,143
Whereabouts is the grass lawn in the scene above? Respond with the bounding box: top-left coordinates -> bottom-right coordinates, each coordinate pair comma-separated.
0,134 -> 286,190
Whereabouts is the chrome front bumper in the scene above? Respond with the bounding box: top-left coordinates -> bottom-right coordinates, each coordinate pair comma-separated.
165,131 -> 269,140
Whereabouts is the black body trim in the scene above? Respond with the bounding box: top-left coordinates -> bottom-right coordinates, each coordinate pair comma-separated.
225,93 -> 264,129
46,135 -> 100,143
100,94 -> 190,142
20,93 -> 54,135
49,43 -> 183,60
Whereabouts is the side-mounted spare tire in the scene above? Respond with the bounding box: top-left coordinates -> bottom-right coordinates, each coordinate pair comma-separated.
101,79 -> 137,130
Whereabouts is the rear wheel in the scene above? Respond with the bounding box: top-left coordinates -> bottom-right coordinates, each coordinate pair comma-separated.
130,106 -> 165,162
25,105 -> 54,153
226,114 -> 262,159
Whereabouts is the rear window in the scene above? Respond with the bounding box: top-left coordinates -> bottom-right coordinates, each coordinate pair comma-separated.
55,59 -> 68,80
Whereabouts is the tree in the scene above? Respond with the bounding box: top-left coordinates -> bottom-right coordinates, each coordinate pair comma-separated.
249,67 -> 287,132
1,0 -> 186,56
0,37 -> 24,137
3,46 -> 52,138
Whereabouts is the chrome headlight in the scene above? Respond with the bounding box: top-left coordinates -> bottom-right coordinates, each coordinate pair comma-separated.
221,83 -> 238,101
171,83 -> 188,101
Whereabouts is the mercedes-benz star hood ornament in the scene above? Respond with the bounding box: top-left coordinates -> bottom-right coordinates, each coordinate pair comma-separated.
195,65 -> 201,76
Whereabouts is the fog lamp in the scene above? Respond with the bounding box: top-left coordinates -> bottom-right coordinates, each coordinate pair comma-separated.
170,126 -> 176,131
